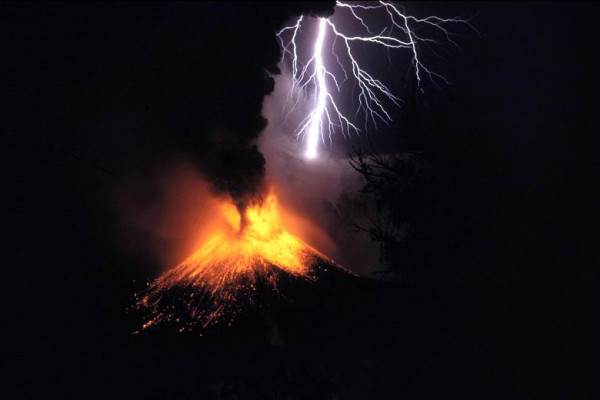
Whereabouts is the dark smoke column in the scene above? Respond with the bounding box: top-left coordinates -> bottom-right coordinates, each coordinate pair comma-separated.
185,2 -> 335,210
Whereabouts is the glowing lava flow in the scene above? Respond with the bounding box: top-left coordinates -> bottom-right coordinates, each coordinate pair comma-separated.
277,1 -> 474,158
136,193 -> 340,332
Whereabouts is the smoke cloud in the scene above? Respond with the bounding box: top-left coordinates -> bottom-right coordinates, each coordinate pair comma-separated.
180,2 -> 336,211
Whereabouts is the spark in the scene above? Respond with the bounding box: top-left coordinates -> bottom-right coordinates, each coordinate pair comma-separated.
277,1 -> 475,158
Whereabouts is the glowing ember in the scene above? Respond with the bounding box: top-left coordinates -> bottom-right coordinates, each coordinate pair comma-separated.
136,193 -> 341,332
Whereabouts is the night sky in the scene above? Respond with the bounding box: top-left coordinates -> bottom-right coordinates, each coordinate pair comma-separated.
3,2 -> 599,399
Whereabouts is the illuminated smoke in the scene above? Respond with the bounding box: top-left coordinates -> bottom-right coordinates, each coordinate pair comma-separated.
277,1 -> 474,158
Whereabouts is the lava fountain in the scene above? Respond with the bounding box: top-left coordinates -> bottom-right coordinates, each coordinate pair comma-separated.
136,191 -> 346,332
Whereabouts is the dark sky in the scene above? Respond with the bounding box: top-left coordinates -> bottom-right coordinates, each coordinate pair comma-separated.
2,2 -> 599,399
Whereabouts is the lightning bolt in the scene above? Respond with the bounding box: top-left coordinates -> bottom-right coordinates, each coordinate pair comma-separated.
277,1 -> 475,159
305,18 -> 328,159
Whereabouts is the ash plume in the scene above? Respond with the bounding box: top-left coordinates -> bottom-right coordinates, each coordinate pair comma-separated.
181,2 -> 335,211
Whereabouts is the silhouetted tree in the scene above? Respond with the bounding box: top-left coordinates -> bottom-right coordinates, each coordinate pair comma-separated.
338,85 -> 441,277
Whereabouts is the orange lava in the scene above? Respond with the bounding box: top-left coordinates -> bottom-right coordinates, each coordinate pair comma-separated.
136,192 -> 336,331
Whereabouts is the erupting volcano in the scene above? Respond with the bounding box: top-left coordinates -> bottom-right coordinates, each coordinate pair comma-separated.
136,191 -> 348,332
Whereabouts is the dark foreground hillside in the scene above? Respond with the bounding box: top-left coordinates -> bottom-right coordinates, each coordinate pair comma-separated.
13,254 -> 586,400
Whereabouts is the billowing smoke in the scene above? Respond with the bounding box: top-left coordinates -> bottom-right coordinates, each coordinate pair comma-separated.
183,2 -> 336,213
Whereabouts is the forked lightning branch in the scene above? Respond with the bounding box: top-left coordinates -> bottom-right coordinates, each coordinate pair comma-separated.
277,1 -> 474,159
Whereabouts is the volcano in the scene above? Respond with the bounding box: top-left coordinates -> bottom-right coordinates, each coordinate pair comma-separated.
136,193 -> 354,332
